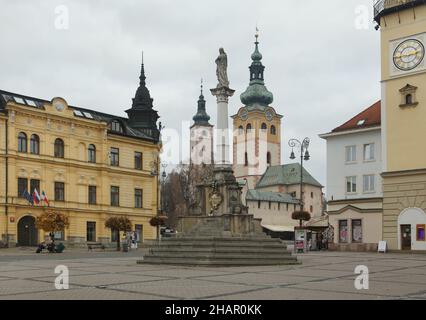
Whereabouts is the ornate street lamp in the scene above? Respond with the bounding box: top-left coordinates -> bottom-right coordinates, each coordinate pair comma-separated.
288,137 -> 311,227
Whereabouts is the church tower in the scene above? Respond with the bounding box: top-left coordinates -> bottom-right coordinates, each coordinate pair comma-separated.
190,81 -> 214,165
375,0 -> 426,250
232,33 -> 283,191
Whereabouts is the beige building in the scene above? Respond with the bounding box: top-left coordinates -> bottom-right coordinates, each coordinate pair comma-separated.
0,60 -> 161,247
246,163 -> 324,239
375,0 -> 426,250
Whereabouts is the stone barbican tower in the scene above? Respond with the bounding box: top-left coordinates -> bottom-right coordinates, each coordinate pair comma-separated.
232,33 -> 283,192
190,81 -> 214,165
375,0 -> 426,251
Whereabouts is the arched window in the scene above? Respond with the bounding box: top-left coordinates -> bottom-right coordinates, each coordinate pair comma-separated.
88,144 -> 96,163
406,94 -> 413,105
267,152 -> 271,166
54,138 -> 64,158
238,126 -> 244,135
244,152 -> 248,167
261,123 -> 267,131
30,134 -> 40,155
246,123 -> 252,133
109,120 -> 123,133
18,132 -> 27,153
270,125 -> 276,135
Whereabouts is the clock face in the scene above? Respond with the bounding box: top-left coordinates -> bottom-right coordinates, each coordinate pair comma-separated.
393,39 -> 425,71
240,109 -> 248,121
265,110 -> 273,122
53,101 -> 65,112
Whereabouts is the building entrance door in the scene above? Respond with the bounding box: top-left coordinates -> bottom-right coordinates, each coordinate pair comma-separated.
18,216 -> 38,246
400,225 -> 412,250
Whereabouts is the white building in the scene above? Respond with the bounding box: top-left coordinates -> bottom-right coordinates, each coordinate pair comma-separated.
320,101 -> 383,251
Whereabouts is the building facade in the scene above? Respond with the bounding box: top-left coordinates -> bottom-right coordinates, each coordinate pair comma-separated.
375,0 -> 426,250
190,83 -> 214,165
232,35 -> 282,194
0,61 -> 161,247
320,101 -> 383,251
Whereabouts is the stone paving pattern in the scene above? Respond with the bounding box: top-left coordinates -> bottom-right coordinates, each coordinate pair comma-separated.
0,248 -> 426,300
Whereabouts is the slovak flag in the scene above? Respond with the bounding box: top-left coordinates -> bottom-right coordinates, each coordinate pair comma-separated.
41,191 -> 49,206
33,189 -> 41,205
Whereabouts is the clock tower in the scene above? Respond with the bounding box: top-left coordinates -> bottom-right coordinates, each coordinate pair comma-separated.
375,0 -> 426,250
232,33 -> 283,193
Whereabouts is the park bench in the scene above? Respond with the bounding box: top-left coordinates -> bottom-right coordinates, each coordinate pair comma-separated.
87,242 -> 106,251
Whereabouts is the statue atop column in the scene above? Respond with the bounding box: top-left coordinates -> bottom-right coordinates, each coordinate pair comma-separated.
215,48 -> 230,88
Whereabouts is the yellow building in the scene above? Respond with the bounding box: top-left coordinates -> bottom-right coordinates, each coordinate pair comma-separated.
375,0 -> 426,250
0,60 -> 161,247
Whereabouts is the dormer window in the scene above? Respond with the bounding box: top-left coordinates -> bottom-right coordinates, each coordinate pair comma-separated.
109,120 -> 123,133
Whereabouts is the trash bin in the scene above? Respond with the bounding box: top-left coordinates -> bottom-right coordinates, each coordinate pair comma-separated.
122,243 -> 128,252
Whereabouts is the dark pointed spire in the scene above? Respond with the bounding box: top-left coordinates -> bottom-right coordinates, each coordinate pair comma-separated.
192,78 -> 211,126
132,51 -> 153,110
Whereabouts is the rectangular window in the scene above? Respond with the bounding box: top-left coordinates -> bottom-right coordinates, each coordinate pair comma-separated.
339,220 -> 348,243
135,224 -> 143,243
135,189 -> 143,208
87,221 -> 96,242
54,182 -> 65,201
363,143 -> 375,161
363,175 -> 375,193
134,152 -> 143,170
18,178 -> 28,198
88,186 -> 97,205
258,200 -> 261,209
345,146 -> 356,162
417,225 -> 426,241
346,176 -> 357,193
30,179 -> 40,194
278,203 -> 281,211
352,219 -> 363,243
268,201 -> 271,209
111,186 -> 120,206
110,147 -> 119,166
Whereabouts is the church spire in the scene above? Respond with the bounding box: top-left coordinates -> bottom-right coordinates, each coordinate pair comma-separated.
132,51 -> 153,110
240,30 -> 274,107
192,78 -> 211,126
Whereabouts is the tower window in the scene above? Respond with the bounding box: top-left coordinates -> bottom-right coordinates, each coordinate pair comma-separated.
267,152 -> 271,166
244,152 -> 248,166
246,123 -> 252,132
270,125 -> 276,135
261,123 -> 267,131
238,126 -> 244,135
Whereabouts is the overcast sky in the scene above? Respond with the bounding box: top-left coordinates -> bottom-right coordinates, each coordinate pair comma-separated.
0,0 -> 381,186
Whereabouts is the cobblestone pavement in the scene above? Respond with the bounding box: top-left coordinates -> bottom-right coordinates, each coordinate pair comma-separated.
0,249 -> 426,300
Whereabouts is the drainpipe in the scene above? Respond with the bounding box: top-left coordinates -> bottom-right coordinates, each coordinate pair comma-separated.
4,116 -> 9,247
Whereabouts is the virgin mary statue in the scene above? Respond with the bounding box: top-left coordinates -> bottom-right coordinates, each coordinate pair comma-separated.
215,48 -> 229,88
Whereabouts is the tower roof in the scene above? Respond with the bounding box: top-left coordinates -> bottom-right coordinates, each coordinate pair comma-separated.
192,80 -> 211,126
131,52 -> 154,110
240,32 -> 274,107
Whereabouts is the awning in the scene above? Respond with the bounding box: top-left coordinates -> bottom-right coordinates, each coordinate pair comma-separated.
261,224 -> 295,232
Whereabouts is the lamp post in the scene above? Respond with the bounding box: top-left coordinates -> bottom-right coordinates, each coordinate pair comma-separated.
288,137 -> 311,227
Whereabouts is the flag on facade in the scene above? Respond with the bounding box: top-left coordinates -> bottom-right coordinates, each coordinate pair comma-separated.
22,190 -> 34,205
41,191 -> 49,206
33,189 -> 41,205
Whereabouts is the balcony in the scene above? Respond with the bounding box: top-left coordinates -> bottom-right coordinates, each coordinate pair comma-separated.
374,0 -> 426,22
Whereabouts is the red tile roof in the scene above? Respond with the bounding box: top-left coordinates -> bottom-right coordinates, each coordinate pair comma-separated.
332,100 -> 381,133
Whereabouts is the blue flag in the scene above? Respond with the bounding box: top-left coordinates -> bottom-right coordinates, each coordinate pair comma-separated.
22,190 -> 34,205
